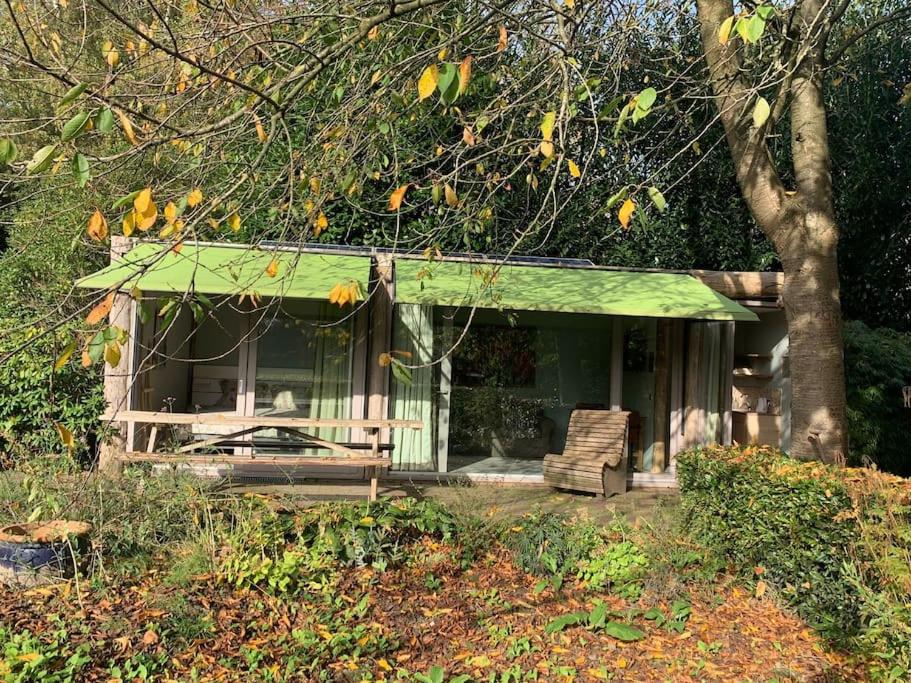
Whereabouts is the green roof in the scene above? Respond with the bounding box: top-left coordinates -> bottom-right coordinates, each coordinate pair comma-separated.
394,259 -> 758,321
76,242 -> 370,299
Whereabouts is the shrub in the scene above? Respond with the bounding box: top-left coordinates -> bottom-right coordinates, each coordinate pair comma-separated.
505,510 -> 648,597
0,322 -> 105,467
843,320 -> 911,476
0,627 -> 91,683
219,497 -> 458,595
677,445 -> 911,678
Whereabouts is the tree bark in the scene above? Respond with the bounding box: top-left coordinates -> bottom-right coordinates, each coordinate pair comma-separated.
696,0 -> 848,462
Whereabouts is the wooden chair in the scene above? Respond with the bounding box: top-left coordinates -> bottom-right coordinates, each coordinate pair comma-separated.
543,410 -> 631,497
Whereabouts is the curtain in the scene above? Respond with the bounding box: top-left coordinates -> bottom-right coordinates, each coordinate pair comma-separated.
308,307 -> 352,445
702,323 -> 723,443
391,304 -> 435,470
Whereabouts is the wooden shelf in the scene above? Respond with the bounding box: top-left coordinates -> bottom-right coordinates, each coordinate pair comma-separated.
733,369 -> 773,380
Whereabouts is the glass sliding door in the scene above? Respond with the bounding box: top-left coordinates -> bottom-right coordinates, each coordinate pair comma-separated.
250,300 -> 354,450
432,308 -> 613,475
621,318 -> 657,471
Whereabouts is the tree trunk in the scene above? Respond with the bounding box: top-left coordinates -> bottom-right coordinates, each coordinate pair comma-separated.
779,216 -> 848,462
696,0 -> 850,462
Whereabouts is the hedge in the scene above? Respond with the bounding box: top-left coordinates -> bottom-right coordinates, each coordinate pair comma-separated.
677,445 -> 911,678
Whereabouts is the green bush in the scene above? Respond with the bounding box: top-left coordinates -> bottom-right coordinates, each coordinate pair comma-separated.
677,445 -> 911,679
219,497 -> 459,595
0,323 -> 105,466
843,320 -> 911,476
0,627 -> 91,682
505,510 -> 648,597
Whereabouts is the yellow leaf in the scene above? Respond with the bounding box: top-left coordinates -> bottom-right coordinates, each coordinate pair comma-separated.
618,198 -> 635,229
122,211 -> 135,237
377,658 -> 392,671
55,423 -> 75,451
567,159 -> 581,178
85,292 -> 114,326
496,25 -> 508,52
444,183 -> 459,207
309,176 -> 321,194
54,344 -> 75,371
565,0 -> 575,8
227,212 -> 241,232
265,259 -> 279,278
314,211 -> 328,236
329,283 -> 343,304
134,187 -> 152,213
117,109 -> 137,144
367,25 -> 379,40
752,96 -> 771,128
135,202 -> 158,232
337,283 -> 350,306
348,282 -> 360,304
87,209 -> 108,242
458,56 -> 472,94
755,579 -> 767,598
378,352 -> 392,367
104,341 -> 121,367
187,187 -> 203,207
388,184 -> 409,211
252,112 -> 267,142
540,110 -> 556,141
718,15 -> 735,45
417,65 -> 438,101
540,140 -> 554,158
462,127 -> 476,146
164,201 -> 177,224
438,47 -> 448,61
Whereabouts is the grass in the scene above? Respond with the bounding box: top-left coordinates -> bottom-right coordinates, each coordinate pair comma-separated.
0,467 -> 863,682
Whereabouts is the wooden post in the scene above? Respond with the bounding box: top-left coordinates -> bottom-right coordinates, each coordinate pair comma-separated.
609,318 -> 624,411
651,320 -> 672,473
98,236 -> 133,476
367,255 -> 394,437
683,322 -> 705,448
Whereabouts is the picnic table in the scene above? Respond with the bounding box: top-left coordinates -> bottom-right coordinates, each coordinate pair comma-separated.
100,410 -> 423,500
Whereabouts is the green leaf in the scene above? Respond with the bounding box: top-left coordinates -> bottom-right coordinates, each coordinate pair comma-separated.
544,612 -> 585,634
605,185 -> 629,209
636,87 -> 657,111
390,358 -> 413,386
96,108 -> 115,134
437,63 -> 460,104
59,82 -> 88,107
603,621 -> 645,642
0,138 -> 17,165
752,96 -> 771,128
111,189 -> 142,210
26,144 -> 58,174
61,111 -> 90,142
87,331 -> 106,363
647,186 -> 667,213
588,603 -> 608,628
745,14 -> 766,42
72,153 -> 90,188
755,5 -> 774,20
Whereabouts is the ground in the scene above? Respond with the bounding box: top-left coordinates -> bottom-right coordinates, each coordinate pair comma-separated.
0,482 -> 863,682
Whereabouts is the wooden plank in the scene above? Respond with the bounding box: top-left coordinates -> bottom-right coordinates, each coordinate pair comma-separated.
276,427 -> 368,459
367,255 -> 394,444
117,452 -> 390,467
174,426 -> 260,453
101,410 -> 422,429
652,319 -> 671,473
690,270 -> 783,300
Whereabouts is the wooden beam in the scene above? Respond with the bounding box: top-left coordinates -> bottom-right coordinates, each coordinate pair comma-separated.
100,410 -> 422,429
367,255 -> 394,441
117,452 -> 391,467
652,320 -> 672,473
690,270 -> 783,300
99,236 -> 134,476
